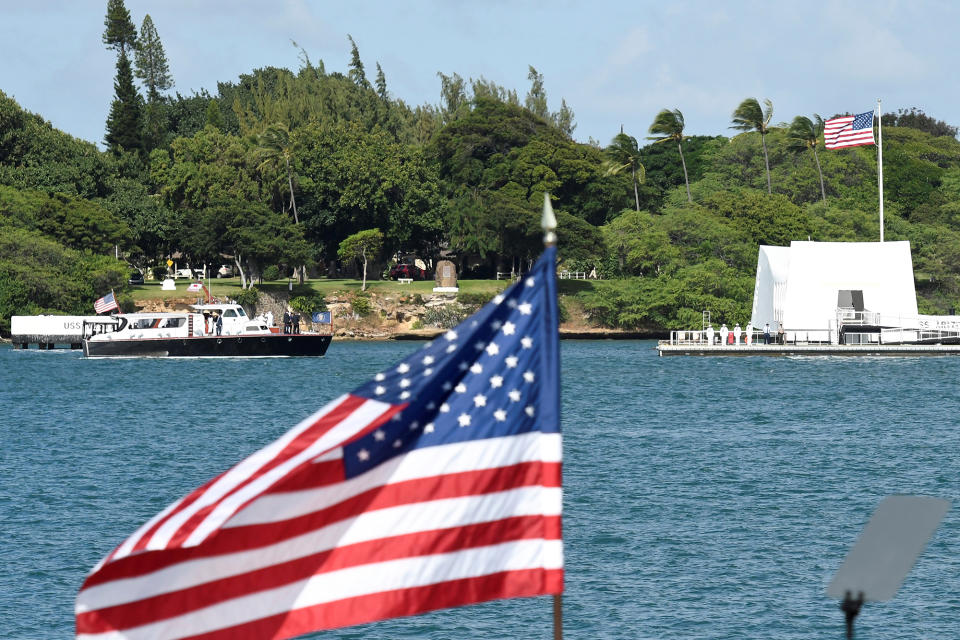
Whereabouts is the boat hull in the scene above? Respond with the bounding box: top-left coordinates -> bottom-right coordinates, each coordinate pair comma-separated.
83,333 -> 332,358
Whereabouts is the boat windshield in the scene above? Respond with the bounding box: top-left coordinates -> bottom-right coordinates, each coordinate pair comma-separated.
236,307 -> 247,317
130,317 -> 186,329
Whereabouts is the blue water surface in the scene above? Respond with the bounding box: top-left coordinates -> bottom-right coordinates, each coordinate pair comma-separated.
1,341 -> 958,639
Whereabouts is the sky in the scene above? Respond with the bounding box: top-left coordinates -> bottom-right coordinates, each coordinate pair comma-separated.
2,0 -> 959,148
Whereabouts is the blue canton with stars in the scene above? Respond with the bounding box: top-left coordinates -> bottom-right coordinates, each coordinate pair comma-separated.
851,111 -> 874,131
343,246 -> 560,478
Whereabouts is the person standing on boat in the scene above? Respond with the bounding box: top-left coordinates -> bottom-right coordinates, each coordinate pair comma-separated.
733,323 -> 742,345
777,323 -> 785,345
763,322 -> 771,344
746,322 -> 753,345
719,323 -> 729,346
292,312 -> 301,334
215,312 -> 223,336
283,310 -> 291,334
705,324 -> 715,345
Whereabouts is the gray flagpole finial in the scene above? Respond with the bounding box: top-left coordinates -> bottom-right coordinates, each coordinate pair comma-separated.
542,192 -> 557,247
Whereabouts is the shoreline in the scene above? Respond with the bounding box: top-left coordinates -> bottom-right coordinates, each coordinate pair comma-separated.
347,327 -> 667,341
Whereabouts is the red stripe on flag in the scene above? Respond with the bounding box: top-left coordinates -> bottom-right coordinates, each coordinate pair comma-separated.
76,515 -> 562,633
80,461 -> 561,587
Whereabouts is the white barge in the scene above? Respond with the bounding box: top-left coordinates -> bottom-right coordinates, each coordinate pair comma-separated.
658,240 -> 960,356
11,315 -> 116,349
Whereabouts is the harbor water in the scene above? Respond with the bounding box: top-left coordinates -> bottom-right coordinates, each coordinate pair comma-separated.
1,341 -> 958,639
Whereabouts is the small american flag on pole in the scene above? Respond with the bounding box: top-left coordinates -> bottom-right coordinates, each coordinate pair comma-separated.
93,291 -> 118,314
76,246 -> 563,639
824,110 -> 876,149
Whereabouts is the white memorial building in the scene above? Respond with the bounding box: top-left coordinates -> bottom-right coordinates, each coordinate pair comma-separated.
749,241 -> 919,343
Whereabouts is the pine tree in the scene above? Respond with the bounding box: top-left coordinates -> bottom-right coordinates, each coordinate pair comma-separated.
102,0 -> 137,55
375,63 -> 388,100
134,14 -> 173,102
524,66 -> 549,119
205,99 -> 225,130
347,35 -> 369,88
104,50 -> 143,152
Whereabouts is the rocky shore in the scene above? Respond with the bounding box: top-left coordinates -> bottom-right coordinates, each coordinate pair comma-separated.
134,290 -> 663,341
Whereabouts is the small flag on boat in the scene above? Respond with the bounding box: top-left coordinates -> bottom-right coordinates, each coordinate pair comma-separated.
93,291 -> 118,314
824,110 -> 876,149
76,246 -> 563,640
312,311 -> 332,324
186,282 -> 204,292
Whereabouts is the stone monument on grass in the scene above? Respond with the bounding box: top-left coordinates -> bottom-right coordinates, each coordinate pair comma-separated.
433,260 -> 458,293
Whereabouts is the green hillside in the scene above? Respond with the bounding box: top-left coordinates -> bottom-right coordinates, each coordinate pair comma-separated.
3,10 -> 960,335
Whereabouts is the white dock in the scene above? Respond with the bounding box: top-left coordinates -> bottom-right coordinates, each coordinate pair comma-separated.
10,315 -> 115,349
658,342 -> 960,356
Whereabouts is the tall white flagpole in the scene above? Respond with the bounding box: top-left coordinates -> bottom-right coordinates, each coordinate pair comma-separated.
877,98 -> 884,242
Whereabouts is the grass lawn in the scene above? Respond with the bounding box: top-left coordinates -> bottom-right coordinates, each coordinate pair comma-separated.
127,277 -> 515,302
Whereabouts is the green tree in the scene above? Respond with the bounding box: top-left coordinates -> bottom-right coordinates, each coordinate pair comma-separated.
256,122 -> 299,225
133,14 -> 173,102
347,35 -> 369,89
731,97 -> 774,194
525,66 -> 548,119
255,122 -> 304,280
604,131 -> 645,211
104,50 -> 143,153
786,114 -> 826,202
437,72 -> 467,124
205,99 -> 224,130
648,108 -> 692,203
375,63 -> 388,100
338,228 -> 384,291
102,0 -> 137,55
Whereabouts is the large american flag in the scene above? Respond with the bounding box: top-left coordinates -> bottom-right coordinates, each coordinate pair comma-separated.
93,291 -> 118,314
824,110 -> 876,149
76,246 -> 563,639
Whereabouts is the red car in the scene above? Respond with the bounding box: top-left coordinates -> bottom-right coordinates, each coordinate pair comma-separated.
390,264 -> 424,280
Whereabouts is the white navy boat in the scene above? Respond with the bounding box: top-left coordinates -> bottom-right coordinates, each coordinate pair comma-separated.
82,303 -> 331,358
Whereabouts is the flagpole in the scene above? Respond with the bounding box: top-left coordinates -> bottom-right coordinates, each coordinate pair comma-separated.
542,193 -> 562,640
877,98 -> 884,242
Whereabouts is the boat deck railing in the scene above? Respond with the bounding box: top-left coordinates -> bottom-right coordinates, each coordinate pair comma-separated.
666,329 -> 834,347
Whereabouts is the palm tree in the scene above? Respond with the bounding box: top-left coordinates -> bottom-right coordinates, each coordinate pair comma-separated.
786,114 -> 826,202
731,97 -> 774,194
604,130 -> 645,211
256,122 -> 304,282
256,122 -> 299,225
648,108 -> 692,203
